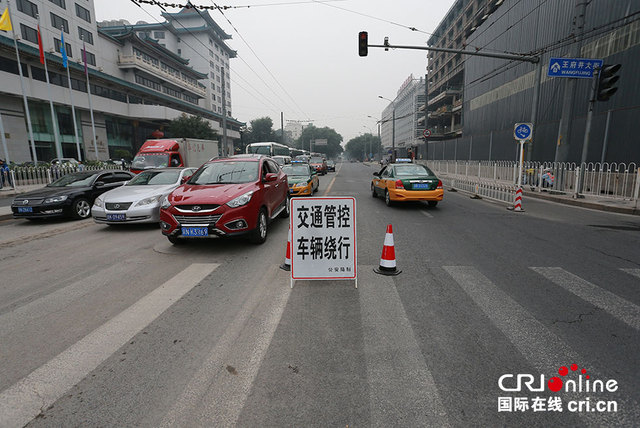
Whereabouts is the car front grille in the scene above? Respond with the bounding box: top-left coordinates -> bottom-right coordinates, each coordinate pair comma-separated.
175,204 -> 220,213
13,198 -> 44,206
106,202 -> 133,210
173,214 -> 221,225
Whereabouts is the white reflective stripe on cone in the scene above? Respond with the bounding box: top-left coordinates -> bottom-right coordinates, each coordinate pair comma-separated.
383,233 -> 394,247
380,258 -> 396,268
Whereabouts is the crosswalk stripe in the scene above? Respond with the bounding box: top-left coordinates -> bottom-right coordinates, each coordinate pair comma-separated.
358,267 -> 450,427
159,265 -> 290,427
0,263 -> 219,428
531,267 -> 640,331
443,266 -> 634,424
620,268 -> 640,280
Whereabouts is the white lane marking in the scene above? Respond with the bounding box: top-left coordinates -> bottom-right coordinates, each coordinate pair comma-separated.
159,265 -> 290,427
443,266 -> 638,424
0,261 -> 145,337
358,267 -> 450,427
621,268 -> 640,280
323,174 -> 337,196
532,267 -> 640,330
421,210 -> 434,218
0,263 -> 219,428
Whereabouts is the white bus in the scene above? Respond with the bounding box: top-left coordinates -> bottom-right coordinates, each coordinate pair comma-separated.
245,142 -> 291,157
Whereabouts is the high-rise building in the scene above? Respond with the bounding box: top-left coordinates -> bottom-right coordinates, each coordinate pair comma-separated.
0,1 -> 242,162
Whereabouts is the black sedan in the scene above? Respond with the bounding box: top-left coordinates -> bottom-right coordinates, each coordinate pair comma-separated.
12,170 -> 134,220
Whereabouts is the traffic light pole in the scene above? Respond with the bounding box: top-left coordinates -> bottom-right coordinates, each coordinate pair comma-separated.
576,66 -> 600,196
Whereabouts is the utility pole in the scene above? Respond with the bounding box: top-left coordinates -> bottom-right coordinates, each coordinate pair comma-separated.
280,112 -> 284,145
554,0 -> 588,162
424,73 -> 429,161
221,68 -> 228,156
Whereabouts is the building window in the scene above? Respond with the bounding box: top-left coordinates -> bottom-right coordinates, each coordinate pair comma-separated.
54,38 -> 73,57
17,0 -> 38,18
49,0 -> 65,8
50,12 -> 69,33
75,3 -> 91,23
183,93 -> 198,104
177,49 -> 181,55
84,50 -> 96,66
0,56 -> 28,77
135,74 -> 161,91
212,94 -> 216,101
177,37 -> 181,43
209,49 -> 213,57
162,86 -> 181,99
19,23 -> 38,44
209,37 -> 213,46
154,31 -> 165,39
78,27 -> 93,45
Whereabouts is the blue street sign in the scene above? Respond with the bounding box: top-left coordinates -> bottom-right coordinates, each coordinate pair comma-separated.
514,123 -> 533,141
548,57 -> 603,79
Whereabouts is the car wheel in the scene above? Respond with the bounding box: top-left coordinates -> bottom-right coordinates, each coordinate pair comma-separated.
250,208 -> 268,244
72,198 -> 92,219
279,197 -> 290,218
167,235 -> 184,245
371,183 -> 377,198
428,201 -> 438,207
385,190 -> 392,207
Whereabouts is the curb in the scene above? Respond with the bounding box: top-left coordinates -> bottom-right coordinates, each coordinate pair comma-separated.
523,190 -> 639,216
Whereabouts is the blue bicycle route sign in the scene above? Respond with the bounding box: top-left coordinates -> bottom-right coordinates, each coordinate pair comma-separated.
514,123 -> 533,141
547,57 -> 603,79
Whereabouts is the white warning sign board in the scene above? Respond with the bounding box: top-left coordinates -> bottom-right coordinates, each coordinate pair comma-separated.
290,197 -> 357,281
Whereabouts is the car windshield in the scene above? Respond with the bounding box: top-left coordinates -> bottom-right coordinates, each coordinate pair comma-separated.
131,154 -> 170,169
310,157 -> 323,163
282,165 -> 310,176
127,170 -> 180,186
394,165 -> 434,177
189,161 -> 258,184
48,172 -> 98,187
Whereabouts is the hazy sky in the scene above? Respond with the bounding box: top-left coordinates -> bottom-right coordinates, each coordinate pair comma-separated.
96,0 -> 456,143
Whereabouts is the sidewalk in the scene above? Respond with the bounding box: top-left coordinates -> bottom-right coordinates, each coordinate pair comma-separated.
523,189 -> 639,215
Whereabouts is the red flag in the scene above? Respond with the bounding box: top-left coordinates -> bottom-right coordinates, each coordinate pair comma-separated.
37,25 -> 44,64
82,40 -> 87,75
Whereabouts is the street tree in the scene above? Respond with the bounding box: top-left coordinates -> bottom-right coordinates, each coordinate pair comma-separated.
166,114 -> 218,140
296,125 -> 343,159
344,133 -> 380,161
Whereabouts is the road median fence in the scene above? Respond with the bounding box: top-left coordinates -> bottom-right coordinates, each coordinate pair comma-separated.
422,160 -> 639,204
4,164 -> 121,190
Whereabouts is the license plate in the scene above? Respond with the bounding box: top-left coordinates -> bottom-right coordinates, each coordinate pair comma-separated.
18,207 -> 33,213
181,226 -> 208,237
107,213 -> 126,221
413,183 -> 430,189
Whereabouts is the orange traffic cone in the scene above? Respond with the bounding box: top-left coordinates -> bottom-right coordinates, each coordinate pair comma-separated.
374,224 -> 402,276
280,226 -> 292,271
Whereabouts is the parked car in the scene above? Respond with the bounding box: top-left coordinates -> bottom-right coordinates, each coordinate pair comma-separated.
12,170 -> 134,220
309,156 -> 327,175
50,157 -> 80,167
159,155 -> 289,245
92,167 -> 196,225
326,159 -> 336,172
371,160 -> 443,207
282,162 -> 319,196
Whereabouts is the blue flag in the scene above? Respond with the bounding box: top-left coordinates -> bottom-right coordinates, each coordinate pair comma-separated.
60,30 -> 67,68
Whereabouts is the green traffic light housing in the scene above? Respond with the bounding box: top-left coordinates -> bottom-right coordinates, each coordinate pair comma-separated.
597,63 -> 621,102
358,31 -> 368,57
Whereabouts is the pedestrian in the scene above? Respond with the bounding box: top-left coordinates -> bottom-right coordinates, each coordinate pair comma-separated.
408,148 -> 415,163
0,159 -> 12,188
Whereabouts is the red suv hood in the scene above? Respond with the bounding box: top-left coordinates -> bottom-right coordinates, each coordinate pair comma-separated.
169,182 -> 255,205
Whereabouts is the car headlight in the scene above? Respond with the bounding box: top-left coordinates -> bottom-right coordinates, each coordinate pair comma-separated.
136,195 -> 161,206
160,195 -> 172,209
44,195 -> 68,204
226,191 -> 254,208
94,196 -> 104,208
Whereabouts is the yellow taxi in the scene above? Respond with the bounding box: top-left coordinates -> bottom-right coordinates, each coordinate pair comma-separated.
371,160 -> 443,207
282,162 -> 319,196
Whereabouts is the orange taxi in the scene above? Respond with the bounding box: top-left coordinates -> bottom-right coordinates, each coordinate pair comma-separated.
371,160 -> 443,207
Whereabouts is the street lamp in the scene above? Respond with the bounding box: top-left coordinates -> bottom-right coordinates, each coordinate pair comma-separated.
378,95 -> 396,161
367,115 -> 382,161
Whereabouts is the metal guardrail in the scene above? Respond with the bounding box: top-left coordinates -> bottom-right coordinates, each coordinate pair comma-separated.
425,160 -> 640,202
7,165 -> 121,189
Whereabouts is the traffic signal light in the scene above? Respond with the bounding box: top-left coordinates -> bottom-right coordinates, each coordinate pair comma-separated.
358,31 -> 368,57
597,64 -> 621,102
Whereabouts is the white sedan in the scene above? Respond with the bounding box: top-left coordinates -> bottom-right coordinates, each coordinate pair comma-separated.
92,167 -> 196,224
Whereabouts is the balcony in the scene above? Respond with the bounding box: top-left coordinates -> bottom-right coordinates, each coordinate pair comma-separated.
118,54 -> 206,98
428,87 -> 462,106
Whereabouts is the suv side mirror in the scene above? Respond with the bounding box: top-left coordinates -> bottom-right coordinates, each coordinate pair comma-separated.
264,173 -> 278,182
373,172 -> 380,177
181,175 -> 192,184
94,181 -> 105,187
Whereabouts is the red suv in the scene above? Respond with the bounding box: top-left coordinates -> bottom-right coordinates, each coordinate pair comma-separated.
309,156 -> 327,175
159,155 -> 289,244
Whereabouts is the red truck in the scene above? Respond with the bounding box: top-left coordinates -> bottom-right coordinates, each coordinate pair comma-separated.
130,138 -> 219,174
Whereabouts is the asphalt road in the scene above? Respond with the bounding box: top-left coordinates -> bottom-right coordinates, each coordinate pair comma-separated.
0,162 -> 638,427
